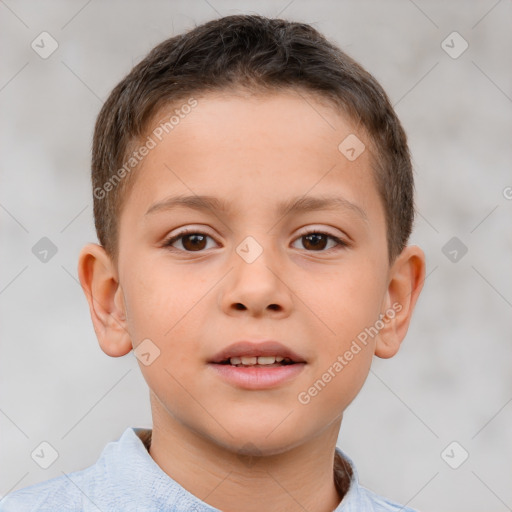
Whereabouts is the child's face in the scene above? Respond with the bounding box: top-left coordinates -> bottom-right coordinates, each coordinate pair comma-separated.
88,90 -> 422,454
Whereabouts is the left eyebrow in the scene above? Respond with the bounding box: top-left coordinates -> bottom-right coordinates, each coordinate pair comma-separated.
145,193 -> 368,223
275,195 -> 368,223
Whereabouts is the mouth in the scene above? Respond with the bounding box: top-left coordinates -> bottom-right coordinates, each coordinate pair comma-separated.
217,355 -> 298,367
208,341 -> 307,389
209,341 -> 307,366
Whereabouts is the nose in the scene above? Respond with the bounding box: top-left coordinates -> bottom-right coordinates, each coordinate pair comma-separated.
219,242 -> 294,318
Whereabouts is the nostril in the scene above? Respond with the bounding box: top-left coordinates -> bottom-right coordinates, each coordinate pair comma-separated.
231,303 -> 281,312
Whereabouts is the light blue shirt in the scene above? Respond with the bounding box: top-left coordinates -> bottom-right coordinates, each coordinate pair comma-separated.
0,427 -> 418,511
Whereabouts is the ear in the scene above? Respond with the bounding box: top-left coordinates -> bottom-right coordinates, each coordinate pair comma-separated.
77,243 -> 132,357
375,245 -> 426,359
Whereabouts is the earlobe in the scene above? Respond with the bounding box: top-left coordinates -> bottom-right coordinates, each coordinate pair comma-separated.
375,245 -> 426,359
77,243 -> 133,358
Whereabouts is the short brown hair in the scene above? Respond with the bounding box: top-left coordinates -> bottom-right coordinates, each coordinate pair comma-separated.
91,14 -> 415,265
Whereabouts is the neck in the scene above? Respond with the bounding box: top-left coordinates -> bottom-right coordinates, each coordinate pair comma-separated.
147,395 -> 346,512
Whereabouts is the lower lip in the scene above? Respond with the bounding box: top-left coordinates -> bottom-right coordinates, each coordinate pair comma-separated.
208,363 -> 306,390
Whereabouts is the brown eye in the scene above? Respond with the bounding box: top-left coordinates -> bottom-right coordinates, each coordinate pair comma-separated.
302,233 -> 328,251
292,231 -> 347,252
164,231 -> 216,252
181,234 -> 207,251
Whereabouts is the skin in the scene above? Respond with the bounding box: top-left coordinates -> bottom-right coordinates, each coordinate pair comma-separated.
78,89 -> 425,512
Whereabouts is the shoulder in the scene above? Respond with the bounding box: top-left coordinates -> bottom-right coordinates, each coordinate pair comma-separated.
0,427 -> 167,512
334,448 -> 419,512
0,464 -> 101,512
0,430 -> 122,512
356,485 -> 419,512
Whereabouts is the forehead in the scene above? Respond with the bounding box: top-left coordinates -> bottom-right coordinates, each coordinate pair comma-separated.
148,89 -> 361,161
121,90 -> 383,227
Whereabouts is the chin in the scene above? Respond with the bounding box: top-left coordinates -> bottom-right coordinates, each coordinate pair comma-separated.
210,423 -> 312,458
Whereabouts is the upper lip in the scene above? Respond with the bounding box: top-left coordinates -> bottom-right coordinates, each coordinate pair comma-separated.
209,341 -> 307,364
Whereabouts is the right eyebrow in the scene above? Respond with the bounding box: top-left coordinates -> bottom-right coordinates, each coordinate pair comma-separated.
145,195 -> 228,216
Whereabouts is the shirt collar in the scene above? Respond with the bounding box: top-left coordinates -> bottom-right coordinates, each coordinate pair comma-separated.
111,427 -> 368,511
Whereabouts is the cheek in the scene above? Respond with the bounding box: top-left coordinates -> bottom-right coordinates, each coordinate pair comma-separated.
299,262 -> 384,408
298,329 -> 374,418
298,355 -> 373,429
121,263 -> 208,372
122,261 -> 200,341
313,263 -> 385,343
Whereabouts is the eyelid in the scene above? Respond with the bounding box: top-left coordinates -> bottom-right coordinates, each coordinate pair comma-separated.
166,225 -> 215,238
296,225 -> 343,237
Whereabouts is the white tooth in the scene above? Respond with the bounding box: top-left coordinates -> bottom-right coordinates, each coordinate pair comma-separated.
241,356 -> 257,365
257,356 -> 276,365
275,356 -> 284,362
230,357 -> 241,365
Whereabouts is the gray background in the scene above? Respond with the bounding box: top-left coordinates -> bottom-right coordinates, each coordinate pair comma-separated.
1,1 -> 511,511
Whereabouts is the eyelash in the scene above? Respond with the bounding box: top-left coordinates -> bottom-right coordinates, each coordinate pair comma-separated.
163,229 -> 349,253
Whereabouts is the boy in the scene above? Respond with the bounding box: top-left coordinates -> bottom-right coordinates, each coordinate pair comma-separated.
1,14 -> 425,512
